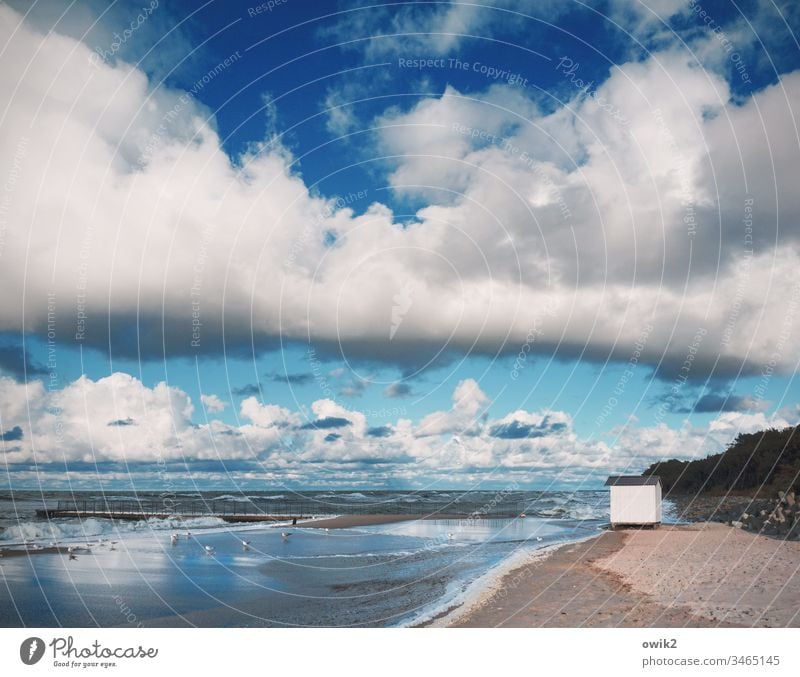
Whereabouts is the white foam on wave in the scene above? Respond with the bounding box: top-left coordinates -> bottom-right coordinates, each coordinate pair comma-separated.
0,515 -> 228,545
565,503 -> 608,520
661,498 -> 680,523
310,492 -> 375,504
279,550 -> 416,561
278,540 -> 471,562
0,514 -> 330,546
530,498 -> 609,521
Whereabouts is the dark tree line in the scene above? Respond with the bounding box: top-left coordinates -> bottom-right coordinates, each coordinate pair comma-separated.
644,425 -> 800,495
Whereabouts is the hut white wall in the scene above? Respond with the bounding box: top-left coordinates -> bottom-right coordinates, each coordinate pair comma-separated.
610,484 -> 662,524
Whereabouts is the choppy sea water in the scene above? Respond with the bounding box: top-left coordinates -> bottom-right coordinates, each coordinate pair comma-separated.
0,490 -> 675,627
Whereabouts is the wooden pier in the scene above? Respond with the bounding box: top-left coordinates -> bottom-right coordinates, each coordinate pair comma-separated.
35,509 -> 313,523
34,497 -> 527,523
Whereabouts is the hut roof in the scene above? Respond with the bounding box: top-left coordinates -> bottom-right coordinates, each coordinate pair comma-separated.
605,475 -> 661,487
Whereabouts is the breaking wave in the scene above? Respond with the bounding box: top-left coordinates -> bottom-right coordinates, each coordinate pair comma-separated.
0,515 -> 227,545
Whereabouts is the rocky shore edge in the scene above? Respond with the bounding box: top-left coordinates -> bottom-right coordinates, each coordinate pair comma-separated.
670,491 -> 800,539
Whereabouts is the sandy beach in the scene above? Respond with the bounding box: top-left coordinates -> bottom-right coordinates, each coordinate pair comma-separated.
445,523 -> 800,627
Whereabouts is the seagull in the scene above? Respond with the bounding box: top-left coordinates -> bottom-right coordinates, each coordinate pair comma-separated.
185,531 -> 192,538
241,540 -> 250,549
170,534 -> 179,545
67,546 -> 75,553
447,532 -> 455,540
69,553 -> 77,561
281,532 -> 292,541
536,537 -> 543,542
204,545 -> 215,555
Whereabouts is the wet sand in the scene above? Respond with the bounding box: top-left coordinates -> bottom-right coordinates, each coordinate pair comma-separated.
0,545 -> 68,558
295,514 -> 423,529
447,523 -> 800,627
296,514 -> 475,529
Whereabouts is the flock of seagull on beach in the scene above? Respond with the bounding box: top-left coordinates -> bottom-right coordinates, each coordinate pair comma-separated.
167,529 -> 298,556
0,537 -> 122,561
0,528 -> 311,562
0,525 -> 545,562
63,538 -> 119,559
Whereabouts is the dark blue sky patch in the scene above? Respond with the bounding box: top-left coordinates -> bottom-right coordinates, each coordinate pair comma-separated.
18,460 -> 130,472
0,336 -> 48,381
232,383 -> 263,397
693,393 -> 751,413
324,433 -> 341,442
163,459 -> 263,473
107,418 -> 136,426
1,425 -> 23,442
489,418 -> 566,439
384,383 -> 413,398
269,371 -> 315,385
366,425 -> 393,437
489,421 -> 543,439
299,416 -> 352,430
659,389 -> 759,414
323,230 -> 338,247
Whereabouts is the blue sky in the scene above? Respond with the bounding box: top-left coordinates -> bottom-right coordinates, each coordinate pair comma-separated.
1,0 -> 800,490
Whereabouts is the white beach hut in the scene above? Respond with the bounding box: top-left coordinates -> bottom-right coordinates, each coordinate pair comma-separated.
605,475 -> 662,528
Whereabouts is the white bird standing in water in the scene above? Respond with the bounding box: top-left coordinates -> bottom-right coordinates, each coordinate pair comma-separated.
204,545 -> 215,555
281,532 -> 291,541
241,540 -> 250,549
171,533 -> 179,545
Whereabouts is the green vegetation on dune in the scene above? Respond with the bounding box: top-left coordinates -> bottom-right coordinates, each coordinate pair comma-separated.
644,426 -> 800,496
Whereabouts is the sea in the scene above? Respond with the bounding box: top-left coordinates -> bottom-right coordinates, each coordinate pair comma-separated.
0,490 -> 677,627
